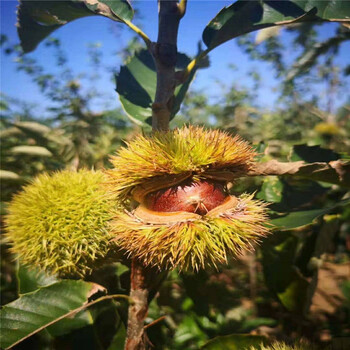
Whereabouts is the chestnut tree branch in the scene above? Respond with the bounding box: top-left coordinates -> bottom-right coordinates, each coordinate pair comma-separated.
125,3 -> 187,347
151,0 -> 185,131
124,259 -> 163,350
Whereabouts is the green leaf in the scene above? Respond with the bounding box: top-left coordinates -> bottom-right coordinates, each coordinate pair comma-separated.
13,121 -> 51,136
341,281 -> 350,308
270,179 -> 328,213
0,127 -> 22,138
10,121 -> 68,149
0,170 -> 21,180
16,267 -> 94,338
201,334 -> 267,350
0,202 -> 8,216
0,280 -> 104,349
291,144 -> 340,162
116,50 -> 155,126
240,317 -> 277,331
294,161 -> 350,187
18,0 -> 134,53
203,0 -> 350,50
175,314 -> 207,346
257,176 -> 283,203
116,49 -> 199,126
270,198 -> 350,230
47,310 -> 93,337
17,265 -> 58,294
9,145 -> 53,157
262,234 -> 309,313
114,262 -> 129,277
107,318 -> 126,350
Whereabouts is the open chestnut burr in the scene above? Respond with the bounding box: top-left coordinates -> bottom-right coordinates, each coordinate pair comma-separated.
106,126 -> 269,270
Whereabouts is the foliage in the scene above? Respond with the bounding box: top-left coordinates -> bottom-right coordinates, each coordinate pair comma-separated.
202,0 -> 350,50
116,49 -> 200,126
2,36 -> 133,170
0,280 -> 104,349
0,38 -> 134,207
17,0 -> 134,53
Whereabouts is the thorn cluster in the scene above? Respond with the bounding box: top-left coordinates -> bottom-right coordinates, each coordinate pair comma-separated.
106,126 -> 270,270
5,170 -> 117,277
106,125 -> 256,201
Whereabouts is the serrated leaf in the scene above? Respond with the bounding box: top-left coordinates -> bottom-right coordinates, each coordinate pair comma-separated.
116,49 -> 199,126
0,170 -> 21,180
201,334 -> 267,350
0,280 -> 105,349
203,0 -> 350,50
18,0 -> 134,53
92,0 -> 133,21
16,266 -> 94,338
10,145 -> 53,157
270,198 -> 350,230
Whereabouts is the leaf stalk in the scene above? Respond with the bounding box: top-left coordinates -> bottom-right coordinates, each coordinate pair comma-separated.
123,20 -> 152,49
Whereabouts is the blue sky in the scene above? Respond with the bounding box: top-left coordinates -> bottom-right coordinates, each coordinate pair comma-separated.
1,0 -> 349,120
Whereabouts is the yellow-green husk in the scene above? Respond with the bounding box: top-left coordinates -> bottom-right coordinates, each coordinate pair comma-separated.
106,126 -> 270,270
5,169 -> 116,277
249,341 -> 317,350
106,125 -> 256,201
111,194 -> 268,270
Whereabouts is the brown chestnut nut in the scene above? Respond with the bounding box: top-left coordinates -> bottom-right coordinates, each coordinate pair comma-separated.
145,180 -> 229,215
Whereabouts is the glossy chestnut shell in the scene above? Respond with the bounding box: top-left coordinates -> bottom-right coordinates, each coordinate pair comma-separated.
144,180 -> 229,215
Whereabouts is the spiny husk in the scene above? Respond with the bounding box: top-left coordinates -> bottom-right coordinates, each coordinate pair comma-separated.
106,126 -> 256,201
249,341 -> 317,350
110,194 -> 268,271
5,169 -> 117,277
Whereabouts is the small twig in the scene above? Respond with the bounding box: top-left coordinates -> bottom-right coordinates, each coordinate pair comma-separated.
144,316 -> 167,330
